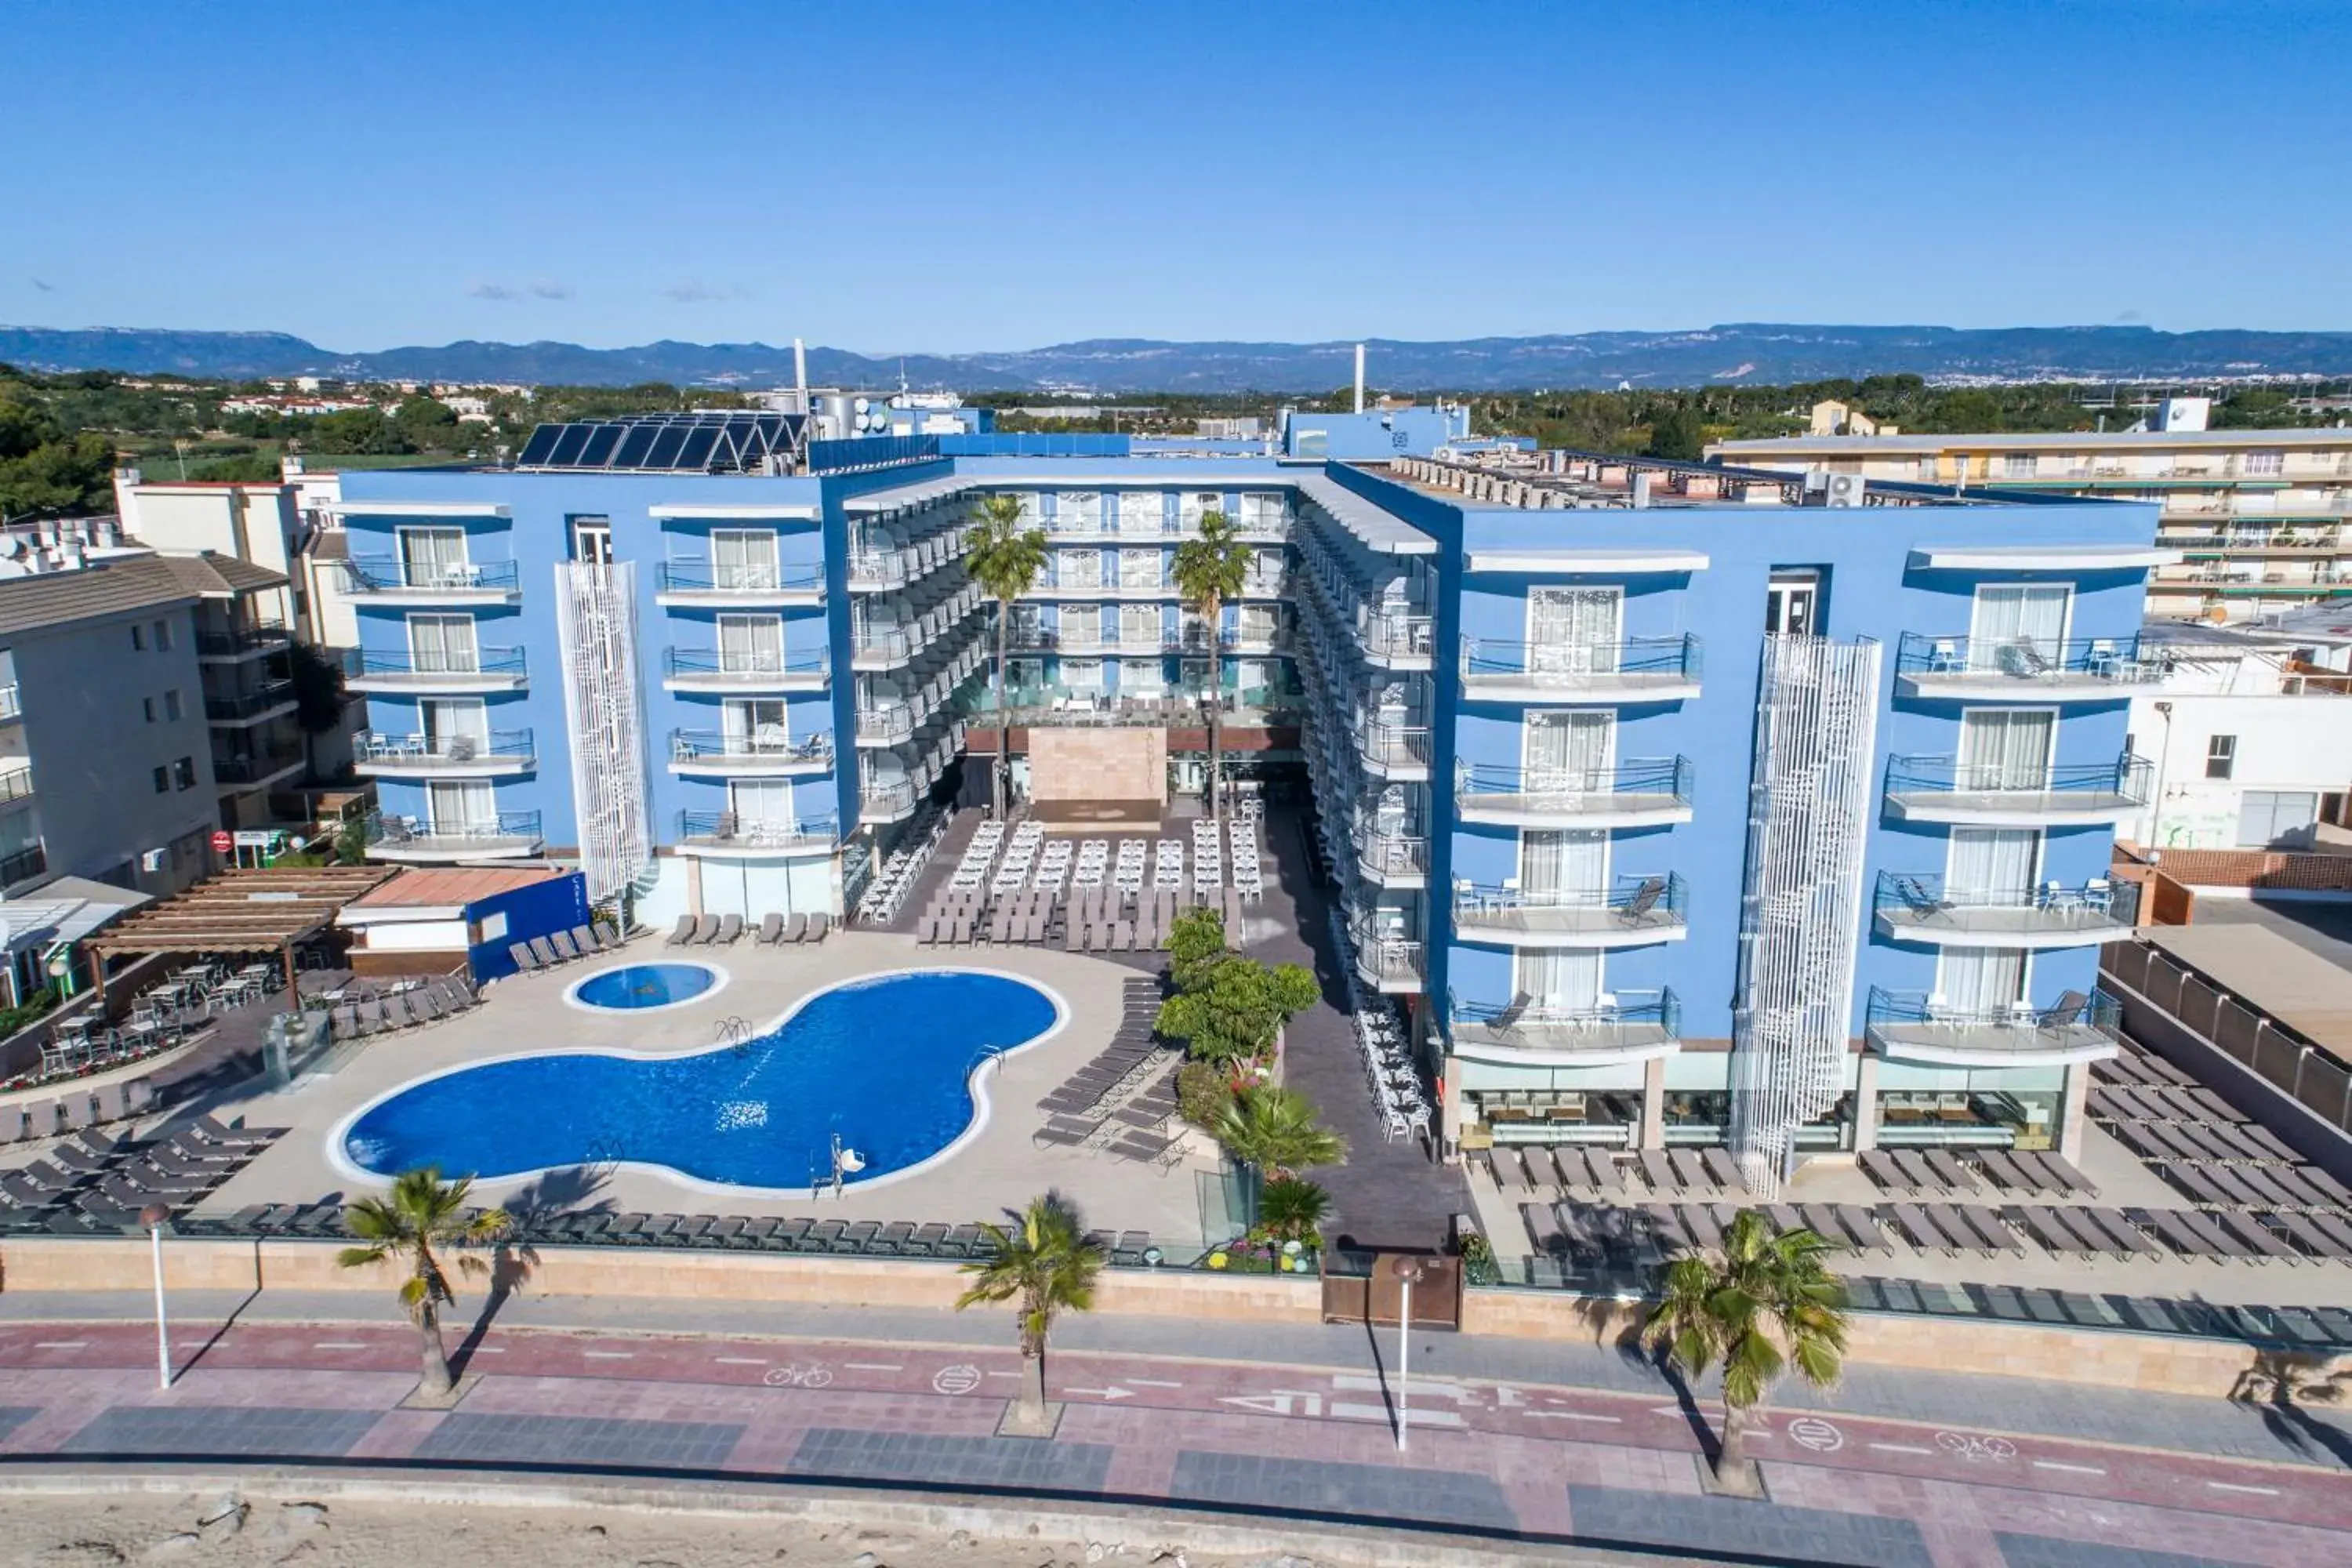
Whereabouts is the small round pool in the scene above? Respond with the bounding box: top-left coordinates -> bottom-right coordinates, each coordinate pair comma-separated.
339,969 -> 1065,1193
568,962 -> 724,1013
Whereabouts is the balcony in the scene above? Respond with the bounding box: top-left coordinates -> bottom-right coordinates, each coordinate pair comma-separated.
196,623 -> 292,661
861,775 -> 919,822
1865,986 -> 2122,1069
211,746 -> 304,789
0,684 -> 18,724
676,810 -> 837,859
1358,722 -> 1432,782
1459,635 -> 1701,704
848,536 -> 965,593
669,729 -> 833,778
0,765 -> 32,811
1894,633 -> 2160,702
662,648 -> 827,693
1,842 -> 47,887
361,809 -> 542,862
1873,872 -> 2140,949
855,702 -> 918,748
1456,757 -> 1693,829
1883,754 -> 2152,826
1349,823 -> 1428,890
655,561 -> 826,609
1348,923 -> 1425,994
343,556 -> 521,606
203,681 -> 300,723
355,728 -> 535,779
1452,873 -> 1688,950
343,648 -> 527,695
1449,988 -> 1682,1068
1360,612 -> 1435,672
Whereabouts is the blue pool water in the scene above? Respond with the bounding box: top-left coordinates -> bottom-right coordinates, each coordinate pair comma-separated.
341,971 -> 1060,1190
570,962 -> 720,1011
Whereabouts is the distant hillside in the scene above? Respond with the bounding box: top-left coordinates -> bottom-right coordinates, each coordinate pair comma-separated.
8,321 -> 2352,392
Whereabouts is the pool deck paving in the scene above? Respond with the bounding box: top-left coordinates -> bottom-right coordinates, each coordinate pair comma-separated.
0,1291 -> 2347,1566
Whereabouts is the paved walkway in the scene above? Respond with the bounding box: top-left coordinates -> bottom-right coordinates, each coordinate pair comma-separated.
2,1291 -> 2347,1566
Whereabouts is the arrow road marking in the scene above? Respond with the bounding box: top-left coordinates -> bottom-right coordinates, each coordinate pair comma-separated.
1334,1374 -> 1472,1401
1127,1377 -> 1183,1388
1063,1386 -> 1137,1402
1218,1391 -> 1324,1417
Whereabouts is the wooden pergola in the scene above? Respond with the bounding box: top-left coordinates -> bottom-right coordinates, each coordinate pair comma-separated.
82,865 -> 397,1002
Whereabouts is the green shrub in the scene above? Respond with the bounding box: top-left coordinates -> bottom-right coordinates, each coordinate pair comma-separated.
1175,1060 -> 1234,1128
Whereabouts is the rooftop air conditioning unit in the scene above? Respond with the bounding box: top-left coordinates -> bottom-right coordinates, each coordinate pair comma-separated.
1823,473 -> 1866,508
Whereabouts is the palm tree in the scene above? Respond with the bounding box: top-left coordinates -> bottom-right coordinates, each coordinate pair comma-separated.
1169,509 -> 1253,821
1209,1084 -> 1346,1178
336,1167 -> 510,1398
1642,1210 -> 1848,1483
1256,1175 -> 1332,1247
955,1191 -> 1105,1427
963,493 -> 1048,813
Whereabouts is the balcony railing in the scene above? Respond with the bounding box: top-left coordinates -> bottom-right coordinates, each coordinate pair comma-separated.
203,681 -> 298,720
856,703 -> 917,746
1884,754 -> 2152,818
0,843 -> 46,885
357,729 -> 535,769
343,648 -> 527,682
1873,871 -> 2140,946
1349,823 -> 1428,883
1453,873 -> 1689,944
0,766 -> 32,804
1460,635 -> 1701,695
0,684 -> 18,723
1456,757 -> 1692,822
1361,612 -> 1435,664
663,648 -> 829,684
1865,985 -> 2122,1063
344,557 -> 520,594
861,776 -> 918,818
1358,722 -> 1432,774
1894,633 -> 2160,691
212,747 -> 303,784
670,729 -> 833,768
677,811 -> 837,853
656,561 -> 826,596
1449,987 -> 1682,1057
195,623 -> 292,659
361,809 -> 542,851
1347,920 -> 1425,989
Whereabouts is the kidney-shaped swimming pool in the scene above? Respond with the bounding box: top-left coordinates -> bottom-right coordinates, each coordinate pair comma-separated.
336,969 -> 1063,1192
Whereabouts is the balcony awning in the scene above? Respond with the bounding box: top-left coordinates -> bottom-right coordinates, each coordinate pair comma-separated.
1294,474 -> 1437,556
1465,548 -> 1708,575
323,500 -> 510,518
647,503 -> 821,521
844,475 -> 976,514
1908,544 -> 2180,572
0,877 -> 152,955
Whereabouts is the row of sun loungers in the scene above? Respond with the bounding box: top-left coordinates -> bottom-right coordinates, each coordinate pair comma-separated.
0,1115 -> 282,1231
1856,1146 -> 2096,1200
915,887 -> 1239,952
1479,1144 -> 1746,1199
2092,1044 -> 2198,1090
660,913 -> 830,947
1520,1196 -> 2352,1269
0,1076 -> 157,1145
2084,1056 -> 2350,1216
515,921 -> 626,971
328,977 -> 480,1040
1031,979 -> 1183,1167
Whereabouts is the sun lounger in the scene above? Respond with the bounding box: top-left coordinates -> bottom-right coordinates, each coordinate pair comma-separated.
510,942 -> 543,973
690,915 -> 720,945
666,916 -> 696,946
2265,1167 -> 2340,1209
1922,1151 -> 1977,1194
2211,1210 -> 2298,1262
710,913 -> 740,945
753,913 -> 781,945
593,920 -> 622,949
866,1221 -> 916,1254
1882,1203 -> 1950,1253
1664,1149 -> 1711,1192
2268,1210 -> 2352,1261
0,1171 -> 67,1207
1520,1203 -> 1568,1256
1696,1148 -> 1742,1192
1635,1149 -> 1675,1193
806,913 -> 829,943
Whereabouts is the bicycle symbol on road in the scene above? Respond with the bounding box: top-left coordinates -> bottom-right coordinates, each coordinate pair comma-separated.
762,1363 -> 835,1388
1935,1430 -> 2017,1463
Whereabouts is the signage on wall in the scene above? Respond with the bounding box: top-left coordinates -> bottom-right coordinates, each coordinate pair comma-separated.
209,831 -> 234,855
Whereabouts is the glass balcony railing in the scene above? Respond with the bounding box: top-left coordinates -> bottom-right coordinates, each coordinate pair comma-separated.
344,557 -> 520,594
1361,612 -> 1435,664
1358,721 -> 1432,773
1449,987 -> 1682,1054
0,684 -> 19,723
1866,985 -> 2122,1060
1348,823 -> 1428,882
1460,634 -> 1702,695
212,746 -> 303,784
1456,757 -> 1692,820
861,776 -> 918,818
195,622 -> 292,658
656,561 -> 826,596
677,811 -> 837,852
0,843 -> 46,885
1894,633 -> 2160,691
343,648 -> 526,682
0,766 -> 33,804
361,809 -> 541,850
203,681 -> 298,719
1347,920 -> 1425,989
669,729 -> 833,768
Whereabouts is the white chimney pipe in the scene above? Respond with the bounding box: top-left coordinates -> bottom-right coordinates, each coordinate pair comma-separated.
1353,343 -> 1366,415
793,337 -> 808,397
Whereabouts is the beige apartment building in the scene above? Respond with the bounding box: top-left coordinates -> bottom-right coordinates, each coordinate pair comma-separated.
1713,412 -> 2352,622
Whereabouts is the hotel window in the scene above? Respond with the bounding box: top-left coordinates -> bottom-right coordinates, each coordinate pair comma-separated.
710,528 -> 779,591
1915,456 -> 1939,481
143,696 -> 157,723
154,619 -> 173,651
2002,453 -> 2037,479
1061,658 -> 1103,689
130,624 -> 145,652
2242,451 -> 2284,477
2205,734 -> 2237,780
152,765 -> 169,793
164,689 -> 183,720
172,756 -> 196,790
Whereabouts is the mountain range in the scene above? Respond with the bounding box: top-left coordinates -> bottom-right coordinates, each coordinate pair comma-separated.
6,322 -> 2352,393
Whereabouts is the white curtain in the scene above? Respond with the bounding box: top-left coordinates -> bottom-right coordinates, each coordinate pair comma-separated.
1528,588 -> 1621,673
1969,585 -> 2069,668
426,780 -> 495,833
422,698 -> 488,751
1518,950 -> 1601,1011
1946,827 -> 2038,902
711,528 -> 778,590
1520,829 -> 1606,898
1940,947 -> 2025,1013
729,779 -> 795,829
718,614 -> 783,673
724,699 -> 788,752
1525,711 -> 1613,788
1117,492 -> 1161,534
399,528 -> 466,586
408,613 -> 477,673
1958,710 -> 2053,790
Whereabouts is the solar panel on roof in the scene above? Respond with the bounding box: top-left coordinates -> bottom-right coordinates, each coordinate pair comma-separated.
676,426 -> 720,470
548,425 -> 593,466
577,424 -> 625,467
612,424 -> 659,469
516,425 -> 562,466
644,426 -> 689,469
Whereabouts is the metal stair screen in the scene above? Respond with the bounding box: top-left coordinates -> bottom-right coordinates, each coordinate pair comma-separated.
1730,633 -> 1882,1196
555,560 -> 653,902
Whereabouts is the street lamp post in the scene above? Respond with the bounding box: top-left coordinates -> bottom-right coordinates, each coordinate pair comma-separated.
140,1202 -> 172,1389
1391,1256 -> 1427,1451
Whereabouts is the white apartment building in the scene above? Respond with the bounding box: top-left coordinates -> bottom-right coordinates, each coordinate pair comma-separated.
2127,612 -> 2352,851
1714,412 -> 2352,623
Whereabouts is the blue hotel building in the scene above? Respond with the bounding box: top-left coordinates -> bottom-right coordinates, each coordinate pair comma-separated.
331,419 -> 2168,1192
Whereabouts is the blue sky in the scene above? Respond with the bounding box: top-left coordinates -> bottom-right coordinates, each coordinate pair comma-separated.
8,0 -> 2346,352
